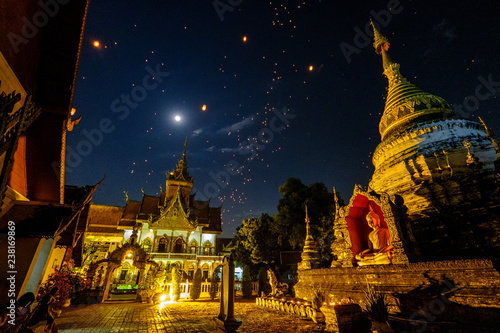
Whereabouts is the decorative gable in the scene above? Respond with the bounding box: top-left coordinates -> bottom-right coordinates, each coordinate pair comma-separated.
150,190 -> 196,230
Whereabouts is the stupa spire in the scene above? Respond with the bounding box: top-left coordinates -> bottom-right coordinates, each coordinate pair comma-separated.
305,205 -> 313,241
371,20 -> 393,70
371,21 -> 453,141
298,204 -> 321,270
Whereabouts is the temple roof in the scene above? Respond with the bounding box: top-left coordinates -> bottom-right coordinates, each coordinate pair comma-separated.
371,22 -> 454,141
0,202 -> 74,239
121,200 -> 141,221
87,205 -> 124,234
118,190 -> 222,233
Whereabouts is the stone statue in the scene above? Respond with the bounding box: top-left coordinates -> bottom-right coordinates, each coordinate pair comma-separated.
355,211 -> 394,266
267,269 -> 288,296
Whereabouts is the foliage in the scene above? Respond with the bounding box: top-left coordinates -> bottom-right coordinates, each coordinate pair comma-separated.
209,270 -> 220,300
163,262 -> 173,284
363,281 -> 389,323
82,242 -> 97,266
37,260 -> 86,310
273,178 -> 339,258
242,264 -> 253,298
234,213 -> 280,267
311,288 -> 323,310
233,178 -> 343,272
190,268 -> 202,300
171,265 -> 183,301
142,266 -> 160,299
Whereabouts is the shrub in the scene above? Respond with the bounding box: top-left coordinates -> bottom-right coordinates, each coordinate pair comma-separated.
242,265 -> 252,298
209,274 -> 219,300
171,266 -> 182,301
190,269 -> 202,300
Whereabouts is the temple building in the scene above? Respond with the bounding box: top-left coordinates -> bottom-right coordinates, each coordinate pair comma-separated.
0,0 -> 96,305
296,23 -> 500,316
84,139 -> 224,294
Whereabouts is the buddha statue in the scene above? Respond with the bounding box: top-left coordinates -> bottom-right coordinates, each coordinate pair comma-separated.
355,211 -> 394,266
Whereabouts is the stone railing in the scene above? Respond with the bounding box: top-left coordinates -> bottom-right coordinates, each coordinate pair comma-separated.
149,252 -> 223,262
160,280 -> 259,299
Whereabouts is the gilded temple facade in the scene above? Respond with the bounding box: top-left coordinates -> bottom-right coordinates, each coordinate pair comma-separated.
84,140 -> 223,294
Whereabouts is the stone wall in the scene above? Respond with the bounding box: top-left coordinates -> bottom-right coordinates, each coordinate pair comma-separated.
295,259 -> 500,310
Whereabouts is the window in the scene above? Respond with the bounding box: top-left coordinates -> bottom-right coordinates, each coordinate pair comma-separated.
189,240 -> 198,254
158,238 -> 167,253
142,238 -> 152,252
174,238 -> 183,253
203,241 -> 212,255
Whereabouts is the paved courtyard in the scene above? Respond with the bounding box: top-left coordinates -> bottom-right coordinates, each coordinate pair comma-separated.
56,298 -> 324,332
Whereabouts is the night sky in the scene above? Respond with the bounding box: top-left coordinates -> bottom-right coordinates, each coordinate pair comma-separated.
67,0 -> 500,237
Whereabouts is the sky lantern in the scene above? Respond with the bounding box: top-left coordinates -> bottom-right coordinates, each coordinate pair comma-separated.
243,36 -> 247,42
308,65 -> 314,71
202,104 -> 207,111
93,40 -> 100,47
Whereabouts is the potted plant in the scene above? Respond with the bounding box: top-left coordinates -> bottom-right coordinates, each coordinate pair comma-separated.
37,260 -> 86,313
363,281 -> 393,332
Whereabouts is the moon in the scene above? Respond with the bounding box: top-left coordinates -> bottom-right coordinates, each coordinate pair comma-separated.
174,115 -> 181,122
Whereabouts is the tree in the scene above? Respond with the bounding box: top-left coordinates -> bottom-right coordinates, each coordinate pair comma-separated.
233,213 -> 280,267
171,265 -> 182,301
190,268 -> 202,300
273,178 -> 342,262
241,264 -> 252,298
209,268 -> 221,300
234,178 -> 343,273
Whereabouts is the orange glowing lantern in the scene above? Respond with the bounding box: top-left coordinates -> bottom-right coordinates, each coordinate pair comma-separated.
202,104 -> 207,111
93,40 -> 100,47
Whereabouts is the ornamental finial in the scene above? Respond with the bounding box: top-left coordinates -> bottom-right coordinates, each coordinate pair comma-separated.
305,205 -> 313,241
371,20 -> 390,54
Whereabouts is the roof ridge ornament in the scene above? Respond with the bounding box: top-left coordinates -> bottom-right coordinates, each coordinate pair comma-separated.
167,138 -> 193,183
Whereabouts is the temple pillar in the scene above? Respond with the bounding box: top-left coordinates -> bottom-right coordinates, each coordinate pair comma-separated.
214,255 -> 241,332
101,263 -> 118,303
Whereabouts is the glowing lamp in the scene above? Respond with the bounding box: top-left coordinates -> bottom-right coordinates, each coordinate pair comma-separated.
93,41 -> 100,47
